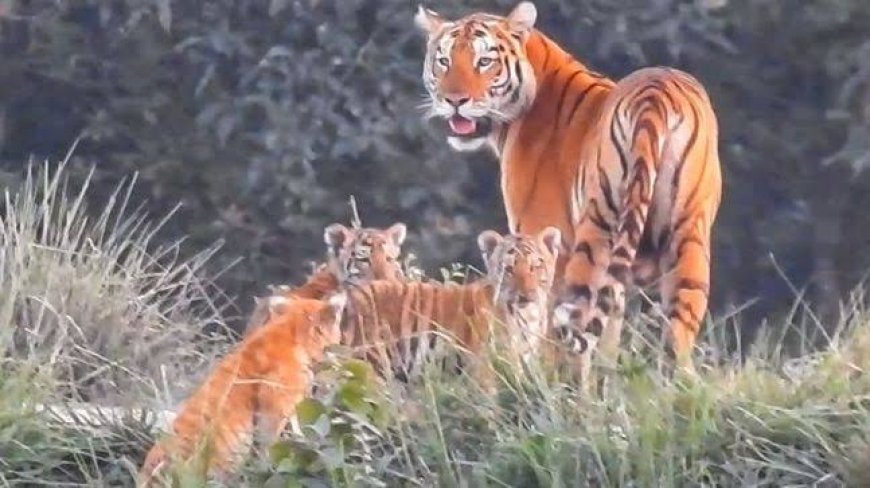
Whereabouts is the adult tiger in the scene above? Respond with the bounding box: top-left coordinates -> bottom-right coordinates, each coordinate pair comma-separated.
244,222 -> 407,335
414,2 -> 722,371
342,226 -> 562,386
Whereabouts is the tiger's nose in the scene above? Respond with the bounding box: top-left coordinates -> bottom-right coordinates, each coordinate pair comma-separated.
444,94 -> 470,107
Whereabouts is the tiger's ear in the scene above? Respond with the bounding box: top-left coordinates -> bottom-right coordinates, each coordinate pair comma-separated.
415,4 -> 446,35
507,1 -> 537,33
386,222 -> 407,247
477,230 -> 504,262
324,223 -> 352,255
538,226 -> 562,257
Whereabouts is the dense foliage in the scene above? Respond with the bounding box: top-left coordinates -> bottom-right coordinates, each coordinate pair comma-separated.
1,0 -> 869,344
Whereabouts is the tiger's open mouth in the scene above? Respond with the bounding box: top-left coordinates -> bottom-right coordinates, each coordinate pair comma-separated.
447,115 -> 493,139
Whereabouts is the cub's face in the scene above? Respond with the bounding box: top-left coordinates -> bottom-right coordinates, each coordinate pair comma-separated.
478,226 -> 560,314
324,222 -> 407,285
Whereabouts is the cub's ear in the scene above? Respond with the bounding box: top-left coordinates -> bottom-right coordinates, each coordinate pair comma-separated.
538,226 -> 562,256
506,1 -> 537,33
324,223 -> 352,255
414,4 -> 446,35
318,292 -> 348,340
386,222 -> 407,247
477,230 -> 504,262
326,291 -> 348,315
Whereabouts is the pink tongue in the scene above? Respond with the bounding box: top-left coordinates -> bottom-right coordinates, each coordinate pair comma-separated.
449,116 -> 477,135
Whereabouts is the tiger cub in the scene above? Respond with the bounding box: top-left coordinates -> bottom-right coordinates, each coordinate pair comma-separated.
244,222 -> 407,335
138,293 -> 347,486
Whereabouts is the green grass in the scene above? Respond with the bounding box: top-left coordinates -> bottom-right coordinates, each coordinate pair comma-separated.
2,156 -> 869,487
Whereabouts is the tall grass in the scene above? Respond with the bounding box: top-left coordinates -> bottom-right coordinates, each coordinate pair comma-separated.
244,305 -> 870,488
2,153 -> 869,487
0,152 -> 232,484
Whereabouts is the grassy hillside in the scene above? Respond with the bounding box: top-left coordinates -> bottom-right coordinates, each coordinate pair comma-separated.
1,162 -> 868,487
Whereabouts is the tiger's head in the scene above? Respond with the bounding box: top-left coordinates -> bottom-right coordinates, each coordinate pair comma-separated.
414,2 -> 539,152
477,227 -> 561,352
324,222 -> 407,285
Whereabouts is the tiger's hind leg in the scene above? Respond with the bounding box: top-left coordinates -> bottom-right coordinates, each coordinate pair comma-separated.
601,164 -> 657,365
659,218 -> 712,373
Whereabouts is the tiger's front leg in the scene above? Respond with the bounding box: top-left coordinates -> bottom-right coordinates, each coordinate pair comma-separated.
552,219 -> 626,392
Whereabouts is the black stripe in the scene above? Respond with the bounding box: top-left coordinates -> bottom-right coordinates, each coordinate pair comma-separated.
671,103 -> 700,193
675,236 -> 705,258
567,284 -> 592,302
555,69 -> 585,120
587,200 -> 612,233
610,102 -> 631,176
574,242 -> 595,264
564,83 -> 605,126
676,278 -> 710,295
598,167 -> 618,215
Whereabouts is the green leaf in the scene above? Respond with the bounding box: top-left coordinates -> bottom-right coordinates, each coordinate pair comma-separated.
342,358 -> 374,383
296,398 -> 326,426
338,382 -> 373,416
269,440 -> 294,464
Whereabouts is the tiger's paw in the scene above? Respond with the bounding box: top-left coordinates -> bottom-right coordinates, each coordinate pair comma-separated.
553,304 -> 596,355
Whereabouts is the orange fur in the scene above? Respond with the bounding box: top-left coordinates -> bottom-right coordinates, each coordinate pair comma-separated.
416,2 -> 722,370
342,227 -> 561,383
138,294 -> 346,485
244,222 -> 407,335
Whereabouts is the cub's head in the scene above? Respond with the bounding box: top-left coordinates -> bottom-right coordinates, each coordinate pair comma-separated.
324,222 -> 407,285
415,2 -> 539,152
477,226 -> 560,316
288,292 -> 348,349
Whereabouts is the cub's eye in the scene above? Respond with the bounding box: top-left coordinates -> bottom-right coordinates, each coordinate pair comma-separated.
436,57 -> 450,68
477,57 -> 494,69
354,247 -> 371,258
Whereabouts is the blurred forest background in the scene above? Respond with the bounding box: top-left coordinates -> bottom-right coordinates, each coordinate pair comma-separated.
1,0 -> 869,346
